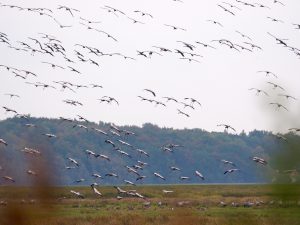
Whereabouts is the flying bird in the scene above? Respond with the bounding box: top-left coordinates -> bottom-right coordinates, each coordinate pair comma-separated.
164,24 -> 186,31
143,89 -> 156,97
162,97 -> 178,103
278,94 -> 297,100
217,124 -> 236,132
249,88 -> 269,96
133,10 -> 153,18
195,170 -> 205,180
184,98 -> 202,106
207,20 -> 223,27
269,103 -> 288,111
91,183 -> 102,196
42,133 -> 57,138
224,169 -> 240,174
4,93 -> 20,98
0,138 -> 8,146
57,5 -> 80,17
218,4 -> 235,15
177,109 -> 190,117
67,157 -> 80,167
252,157 -> 267,165
154,172 -> 165,180
3,176 -> 15,182
257,71 -> 278,78
267,82 -> 285,90
221,160 -> 236,167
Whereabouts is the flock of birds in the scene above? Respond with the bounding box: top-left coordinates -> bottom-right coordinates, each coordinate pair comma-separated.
0,119 -> 283,200
0,0 -> 299,201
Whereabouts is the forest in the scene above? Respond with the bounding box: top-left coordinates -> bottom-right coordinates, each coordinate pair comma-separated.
0,117 -> 298,186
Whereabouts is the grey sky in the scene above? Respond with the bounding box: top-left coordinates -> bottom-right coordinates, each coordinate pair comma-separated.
0,0 -> 299,133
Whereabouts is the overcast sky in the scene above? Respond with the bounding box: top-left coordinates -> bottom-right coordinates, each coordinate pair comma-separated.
0,0 -> 299,133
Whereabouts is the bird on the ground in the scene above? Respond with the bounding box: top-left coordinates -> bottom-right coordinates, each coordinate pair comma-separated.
70,190 -> 84,198
163,190 -> 174,193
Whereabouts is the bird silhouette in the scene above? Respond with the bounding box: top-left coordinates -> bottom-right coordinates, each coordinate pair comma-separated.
269,103 -> 288,111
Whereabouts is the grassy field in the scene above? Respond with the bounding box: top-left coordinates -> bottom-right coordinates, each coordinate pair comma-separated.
0,184 -> 299,225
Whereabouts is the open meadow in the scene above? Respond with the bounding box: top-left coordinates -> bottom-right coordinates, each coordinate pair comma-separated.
0,184 -> 300,225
